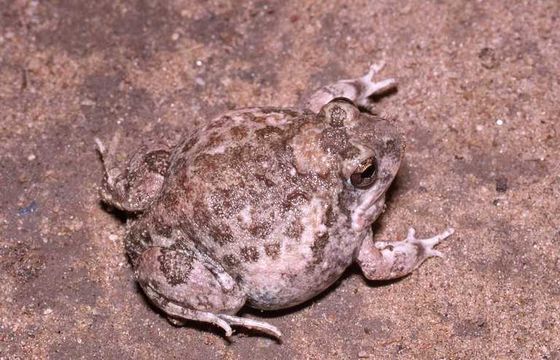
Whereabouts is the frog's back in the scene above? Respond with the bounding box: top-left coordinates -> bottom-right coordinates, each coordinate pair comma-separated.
150,108 -> 357,309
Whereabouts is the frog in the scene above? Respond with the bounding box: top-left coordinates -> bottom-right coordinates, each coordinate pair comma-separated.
96,63 -> 454,339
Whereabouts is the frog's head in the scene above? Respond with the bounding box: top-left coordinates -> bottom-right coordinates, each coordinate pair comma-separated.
318,98 -> 405,232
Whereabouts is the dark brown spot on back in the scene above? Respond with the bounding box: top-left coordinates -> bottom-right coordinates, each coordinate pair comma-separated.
264,243 -> 281,259
240,246 -> 260,262
320,128 -> 349,154
310,232 -> 329,265
284,219 -> 303,239
222,254 -> 240,268
249,221 -> 272,238
325,205 -> 336,227
230,125 -> 248,141
208,223 -> 235,246
158,248 -> 194,286
282,191 -> 309,211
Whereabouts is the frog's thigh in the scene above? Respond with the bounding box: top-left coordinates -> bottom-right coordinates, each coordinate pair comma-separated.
304,63 -> 398,113
95,135 -> 170,212
135,246 -> 282,338
357,227 -> 455,280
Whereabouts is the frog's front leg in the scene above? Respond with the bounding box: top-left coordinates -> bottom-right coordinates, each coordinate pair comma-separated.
135,245 -> 282,338
305,63 -> 398,113
357,227 -> 455,280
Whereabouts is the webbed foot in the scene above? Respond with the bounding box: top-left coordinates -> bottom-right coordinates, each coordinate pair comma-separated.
357,227 -> 455,280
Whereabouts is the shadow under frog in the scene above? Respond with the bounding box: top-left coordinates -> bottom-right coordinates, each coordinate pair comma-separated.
96,63 -> 454,339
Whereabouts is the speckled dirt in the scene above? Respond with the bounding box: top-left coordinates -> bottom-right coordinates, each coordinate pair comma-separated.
1,1 -> 559,359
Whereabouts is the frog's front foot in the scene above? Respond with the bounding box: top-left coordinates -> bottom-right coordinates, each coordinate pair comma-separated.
357,227 -> 455,280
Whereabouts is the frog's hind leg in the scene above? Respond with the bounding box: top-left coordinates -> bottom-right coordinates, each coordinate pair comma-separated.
305,62 -> 398,113
135,246 -> 282,338
142,285 -> 282,338
95,134 -> 170,213
357,227 -> 455,280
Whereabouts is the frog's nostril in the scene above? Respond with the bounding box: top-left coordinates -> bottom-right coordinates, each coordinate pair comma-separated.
381,138 -> 399,157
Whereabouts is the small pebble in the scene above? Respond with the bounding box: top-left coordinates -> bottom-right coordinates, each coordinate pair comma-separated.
18,201 -> 38,216
195,77 -> 206,86
81,99 -> 96,106
109,234 -> 119,241
479,47 -> 499,69
171,32 -> 179,41
496,119 -> 504,126
43,308 -> 53,315
27,154 -> 36,161
496,176 -> 508,193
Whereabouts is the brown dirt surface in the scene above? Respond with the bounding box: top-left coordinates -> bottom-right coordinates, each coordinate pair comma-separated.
1,1 -> 559,359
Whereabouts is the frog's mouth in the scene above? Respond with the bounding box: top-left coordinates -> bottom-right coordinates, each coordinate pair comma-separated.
350,159 -> 399,232
351,183 -> 387,232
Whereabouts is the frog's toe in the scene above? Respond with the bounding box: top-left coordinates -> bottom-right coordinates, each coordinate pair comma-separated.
407,227 -> 455,258
217,314 -> 283,339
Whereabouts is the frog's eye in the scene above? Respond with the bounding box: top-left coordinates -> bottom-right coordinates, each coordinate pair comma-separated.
320,98 -> 359,127
350,157 -> 377,189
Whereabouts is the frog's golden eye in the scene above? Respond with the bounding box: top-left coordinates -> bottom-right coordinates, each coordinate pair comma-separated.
350,157 -> 377,189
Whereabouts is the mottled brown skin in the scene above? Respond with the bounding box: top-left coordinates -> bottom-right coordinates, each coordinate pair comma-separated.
97,66 -> 454,338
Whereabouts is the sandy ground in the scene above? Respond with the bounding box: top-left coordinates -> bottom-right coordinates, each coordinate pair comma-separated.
1,1 -> 559,359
